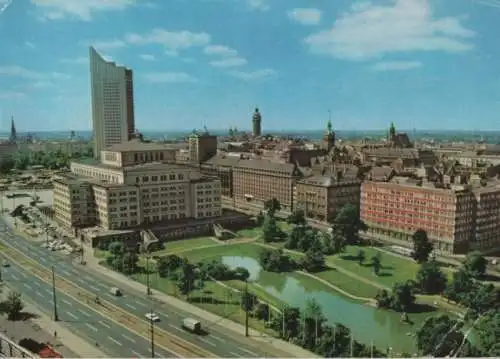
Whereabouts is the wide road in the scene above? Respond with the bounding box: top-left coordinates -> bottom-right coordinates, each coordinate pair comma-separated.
0,219 -> 291,358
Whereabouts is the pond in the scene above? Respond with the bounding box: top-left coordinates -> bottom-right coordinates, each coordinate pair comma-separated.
222,255 -> 443,354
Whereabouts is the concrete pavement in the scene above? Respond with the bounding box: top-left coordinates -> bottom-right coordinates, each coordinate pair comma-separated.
0,217 -> 313,357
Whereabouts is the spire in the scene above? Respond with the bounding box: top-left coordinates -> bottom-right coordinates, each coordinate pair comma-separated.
10,116 -> 16,142
389,121 -> 396,137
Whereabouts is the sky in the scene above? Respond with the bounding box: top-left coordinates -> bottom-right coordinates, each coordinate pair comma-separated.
1,0 -> 500,133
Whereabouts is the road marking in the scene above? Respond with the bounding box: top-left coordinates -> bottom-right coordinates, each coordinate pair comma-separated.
125,303 -> 137,310
241,348 -> 258,356
89,285 -> 100,292
135,300 -> 148,307
35,291 -> 44,298
211,335 -> 224,342
99,321 -> 110,329
76,278 -> 85,284
78,309 -> 91,317
61,299 -> 72,306
84,275 -> 93,281
32,281 -> 40,287
39,257 -> 47,262
122,334 -> 136,343
23,283 -> 32,290
85,323 -> 98,332
200,338 -> 217,347
66,312 -> 78,320
132,350 -> 142,357
10,274 -> 19,280
168,324 -> 184,333
229,352 -> 240,357
61,270 -> 71,276
108,336 -> 122,346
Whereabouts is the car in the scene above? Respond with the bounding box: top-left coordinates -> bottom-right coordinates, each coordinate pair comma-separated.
2,261 -> 10,267
145,312 -> 160,322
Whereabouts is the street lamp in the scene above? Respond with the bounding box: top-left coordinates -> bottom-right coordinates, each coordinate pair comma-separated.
149,308 -> 155,358
51,266 -> 59,321
145,253 -> 152,296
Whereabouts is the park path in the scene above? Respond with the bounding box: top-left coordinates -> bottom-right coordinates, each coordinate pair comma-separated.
168,235 -> 260,255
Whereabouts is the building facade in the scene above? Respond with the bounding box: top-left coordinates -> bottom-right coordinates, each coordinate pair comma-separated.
89,46 -> 135,160
53,142 -> 221,232
295,172 -> 361,222
252,107 -> 262,137
361,179 -> 475,254
232,159 -> 302,211
188,131 -> 218,164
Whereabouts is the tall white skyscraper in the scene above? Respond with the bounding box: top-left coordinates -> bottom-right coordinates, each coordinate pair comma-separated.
89,46 -> 135,159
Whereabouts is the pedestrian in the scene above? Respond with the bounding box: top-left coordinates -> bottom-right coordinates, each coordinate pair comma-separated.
54,331 -> 57,337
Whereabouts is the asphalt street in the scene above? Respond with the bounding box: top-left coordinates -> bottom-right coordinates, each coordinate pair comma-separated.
0,218 -> 281,358
2,250 -> 174,358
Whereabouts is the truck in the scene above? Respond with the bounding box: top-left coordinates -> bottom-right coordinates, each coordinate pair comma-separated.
182,318 -> 201,333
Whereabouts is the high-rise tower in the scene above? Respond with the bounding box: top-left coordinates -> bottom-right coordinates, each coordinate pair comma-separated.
89,46 -> 135,159
252,107 -> 262,137
9,116 -> 16,143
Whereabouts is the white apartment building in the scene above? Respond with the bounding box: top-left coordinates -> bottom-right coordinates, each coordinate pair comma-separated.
53,141 -> 222,231
89,46 -> 135,160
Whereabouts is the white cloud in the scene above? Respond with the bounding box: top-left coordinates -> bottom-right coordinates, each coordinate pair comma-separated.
0,65 -> 45,80
210,57 -> 247,67
0,0 -> 12,16
0,91 -> 25,100
125,29 -> 211,54
143,72 -> 198,83
473,0 -> 500,9
288,8 -> 321,25
246,0 -> 269,11
60,57 -> 88,65
165,50 -> 179,57
31,0 -> 136,21
371,61 -> 423,71
228,68 -> 275,81
204,45 -> 238,57
25,41 -> 36,49
304,0 -> 475,61
90,39 -> 126,51
139,54 -> 156,61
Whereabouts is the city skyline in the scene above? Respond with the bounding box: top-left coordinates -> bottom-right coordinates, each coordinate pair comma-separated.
1,0 -> 500,132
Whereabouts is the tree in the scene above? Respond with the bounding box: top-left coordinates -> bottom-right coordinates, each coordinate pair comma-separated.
391,281 -> 416,312
121,251 -> 139,275
375,289 -> 392,309
253,302 -> 270,320
415,261 -> 447,295
177,262 -> 198,296
270,306 -> 301,340
264,198 -> 281,216
262,215 -> 282,243
371,253 -> 382,275
5,291 -> 24,320
241,290 -> 258,312
256,212 -> 265,226
463,251 -> 487,278
301,241 -> 326,273
285,225 -> 303,250
475,310 -> 500,357
259,248 -> 296,272
416,315 -> 465,357
412,230 -> 433,264
444,269 -> 474,303
357,249 -> 365,265
300,299 -> 327,350
332,204 -> 366,244
157,254 -> 183,278
233,267 -> 250,281
287,209 -> 306,225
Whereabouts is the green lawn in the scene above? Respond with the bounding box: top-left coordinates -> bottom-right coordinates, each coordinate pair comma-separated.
315,269 -> 380,298
236,227 -> 263,238
153,237 -> 219,255
327,245 -> 454,290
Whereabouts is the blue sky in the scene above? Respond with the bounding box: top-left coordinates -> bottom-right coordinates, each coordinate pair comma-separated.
1,0 -> 500,132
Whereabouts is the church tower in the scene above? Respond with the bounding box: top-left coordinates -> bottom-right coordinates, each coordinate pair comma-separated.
322,112 -> 335,151
9,116 -> 17,143
252,107 -> 262,137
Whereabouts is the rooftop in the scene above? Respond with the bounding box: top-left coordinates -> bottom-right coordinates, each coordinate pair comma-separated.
105,140 -> 181,152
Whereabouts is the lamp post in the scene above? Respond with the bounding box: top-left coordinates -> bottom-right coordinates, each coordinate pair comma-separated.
149,309 -> 155,358
146,253 -> 152,295
244,280 -> 249,337
51,266 -> 59,321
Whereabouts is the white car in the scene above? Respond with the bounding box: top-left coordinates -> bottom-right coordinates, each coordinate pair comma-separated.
145,312 -> 160,322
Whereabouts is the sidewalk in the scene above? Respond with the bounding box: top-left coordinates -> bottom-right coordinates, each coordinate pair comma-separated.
83,246 -> 317,358
0,285 -> 107,358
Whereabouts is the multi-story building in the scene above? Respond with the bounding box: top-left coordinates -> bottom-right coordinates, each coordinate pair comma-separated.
232,159 -> 303,212
295,170 -> 361,222
53,141 -> 221,232
361,177 -> 476,254
188,130 -> 218,164
90,46 -> 135,159
472,183 -> 500,251
252,107 -> 262,137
